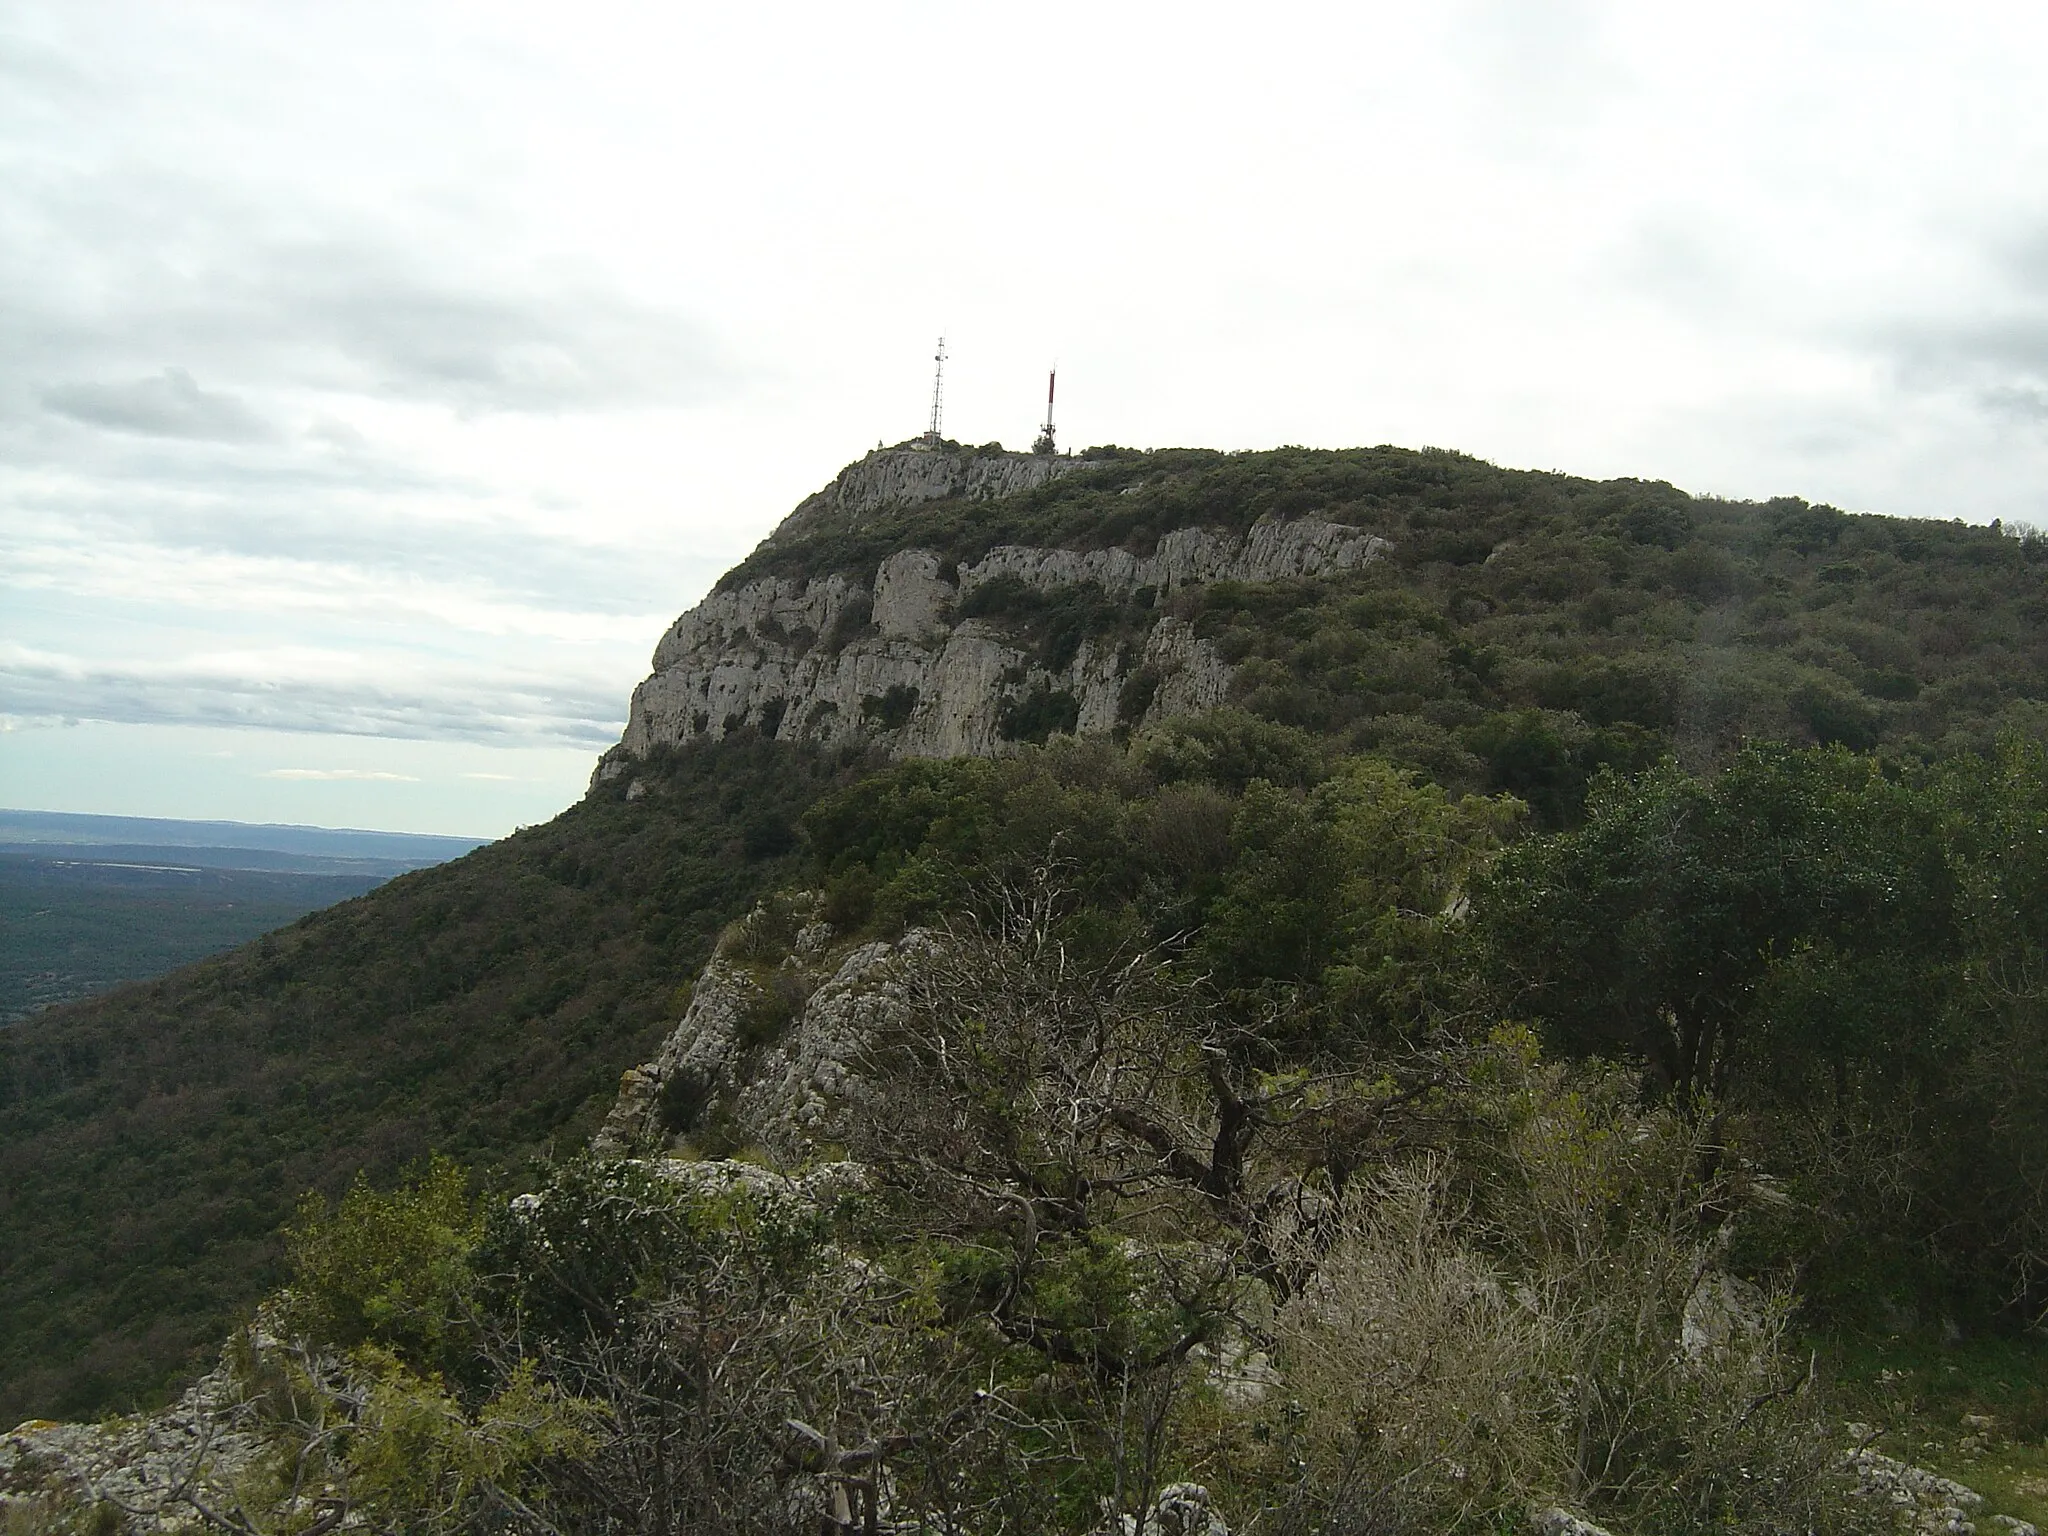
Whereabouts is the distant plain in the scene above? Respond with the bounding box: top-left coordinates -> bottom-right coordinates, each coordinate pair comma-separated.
0,811 -> 486,1023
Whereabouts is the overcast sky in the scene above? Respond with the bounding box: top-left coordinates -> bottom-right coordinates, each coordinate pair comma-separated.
4,2 -> 2047,836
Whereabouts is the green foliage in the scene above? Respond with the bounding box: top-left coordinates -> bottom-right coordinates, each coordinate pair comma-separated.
476,1156 -> 834,1341
1912,740 -> 2048,1315
279,1155 -> 482,1369
1195,756 -> 1518,1038
0,856 -> 382,1023
804,729 -> 1515,1047
1830,1331 -> 2048,1527
231,1160 -> 605,1535
202,794 -> 1986,1533
998,684 -> 1080,743
802,725 -> 2048,1348
1135,709 -> 1325,793
1272,1039 -> 1876,1535
0,735 -> 858,1425
1477,744 -> 1955,1097
1478,737 -> 2048,1326
860,682 -> 921,729
0,1495 -> 125,1536
339,1351 -> 602,1536
961,579 -> 1153,674
734,446 -> 2048,829
16,437 -> 2048,1523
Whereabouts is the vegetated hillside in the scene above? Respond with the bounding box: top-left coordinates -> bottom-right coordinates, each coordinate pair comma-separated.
735,444 -> 2048,823
0,856 -> 385,1022
0,815 -> 491,1020
0,738 -> 851,1425
7,443 -> 2047,1436
61,725 -> 2048,1536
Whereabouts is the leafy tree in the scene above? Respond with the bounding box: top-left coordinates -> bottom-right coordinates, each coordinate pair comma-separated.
1918,739 -> 2048,1315
1196,757 -> 1517,1042
1475,745 -> 1955,1099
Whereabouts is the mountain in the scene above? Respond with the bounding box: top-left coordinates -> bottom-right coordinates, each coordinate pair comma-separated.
599,444 -> 1381,766
5,440 -> 2046,1430
0,740 -> 840,1424
603,440 -> 2048,819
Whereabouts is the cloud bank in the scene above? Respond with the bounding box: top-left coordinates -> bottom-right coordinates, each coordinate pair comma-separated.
42,369 -> 280,442
0,642 -> 627,748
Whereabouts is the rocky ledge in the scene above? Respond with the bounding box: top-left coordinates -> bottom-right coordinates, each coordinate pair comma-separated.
594,447 -> 1388,782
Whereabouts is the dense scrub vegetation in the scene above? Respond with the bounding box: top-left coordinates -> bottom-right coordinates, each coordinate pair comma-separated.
83,722 -> 2048,1534
12,443 -> 2048,1533
0,858 -> 383,1022
799,722 -> 2048,1334
733,446 -> 2048,824
0,737 -> 863,1426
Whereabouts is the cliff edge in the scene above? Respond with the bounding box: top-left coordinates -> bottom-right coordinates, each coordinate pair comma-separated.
595,445 -> 1387,782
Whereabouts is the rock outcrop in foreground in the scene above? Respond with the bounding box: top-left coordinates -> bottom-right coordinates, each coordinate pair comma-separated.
593,895 -> 927,1166
596,446 -> 1388,780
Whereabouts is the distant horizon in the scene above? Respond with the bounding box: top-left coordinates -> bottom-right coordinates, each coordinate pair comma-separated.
0,805 -> 491,843
0,721 -> 586,840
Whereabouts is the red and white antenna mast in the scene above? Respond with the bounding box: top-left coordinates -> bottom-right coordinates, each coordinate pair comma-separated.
1033,368 -> 1057,455
924,337 -> 947,448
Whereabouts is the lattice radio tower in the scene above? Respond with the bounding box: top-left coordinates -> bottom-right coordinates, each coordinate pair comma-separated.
924,337 -> 947,448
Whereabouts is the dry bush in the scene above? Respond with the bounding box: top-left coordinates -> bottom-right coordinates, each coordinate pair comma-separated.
1268,1042 -> 1900,1536
723,890 -> 823,964
1273,1157 -> 1565,1531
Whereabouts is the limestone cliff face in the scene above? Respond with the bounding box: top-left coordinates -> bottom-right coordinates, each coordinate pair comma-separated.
593,907 -> 931,1166
598,447 -> 1389,778
768,442 -> 1081,537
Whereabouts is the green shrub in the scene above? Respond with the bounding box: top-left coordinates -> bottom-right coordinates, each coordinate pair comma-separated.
999,686 -> 1080,743
278,1156 -> 481,1370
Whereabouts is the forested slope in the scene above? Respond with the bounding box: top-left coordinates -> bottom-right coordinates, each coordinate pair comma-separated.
7,442 -> 2047,1434
735,445 -> 2048,821
0,738 -> 849,1424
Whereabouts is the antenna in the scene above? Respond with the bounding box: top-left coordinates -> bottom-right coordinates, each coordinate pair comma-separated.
1033,368 -> 1057,456
925,337 -> 947,449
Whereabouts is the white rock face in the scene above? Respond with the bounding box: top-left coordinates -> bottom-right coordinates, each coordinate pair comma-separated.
872,548 -> 952,639
2,1357 -> 267,1531
960,514 -> 1388,600
1843,1447 -> 1989,1535
772,444 -> 1081,540
604,448 -> 1390,776
735,934 -> 938,1157
593,917 -> 938,1164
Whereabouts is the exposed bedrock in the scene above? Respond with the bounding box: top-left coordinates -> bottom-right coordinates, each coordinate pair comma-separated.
599,449 -> 1390,779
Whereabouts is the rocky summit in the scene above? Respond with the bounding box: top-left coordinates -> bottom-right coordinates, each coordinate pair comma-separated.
595,444 -> 1386,774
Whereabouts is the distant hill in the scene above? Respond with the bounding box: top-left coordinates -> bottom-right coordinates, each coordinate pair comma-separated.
6,442 -> 2047,1426
0,814 -> 490,1024
0,741 -> 842,1423
0,810 -> 486,872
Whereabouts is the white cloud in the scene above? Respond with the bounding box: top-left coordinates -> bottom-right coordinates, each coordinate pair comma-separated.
42,369 -> 279,442
260,767 -> 418,782
0,640 -> 625,747
6,0 -> 2048,830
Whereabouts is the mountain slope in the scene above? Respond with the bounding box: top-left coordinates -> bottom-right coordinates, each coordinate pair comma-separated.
6,441 -> 2046,1426
612,442 -> 2048,823
0,737 -> 844,1423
